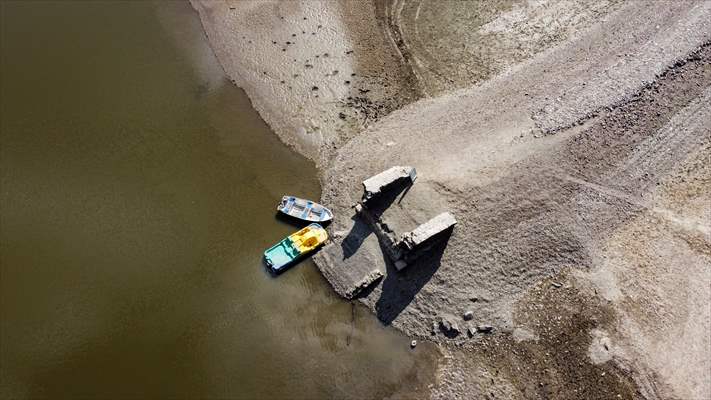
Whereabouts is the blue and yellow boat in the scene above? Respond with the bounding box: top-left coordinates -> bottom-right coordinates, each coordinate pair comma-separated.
264,223 -> 328,273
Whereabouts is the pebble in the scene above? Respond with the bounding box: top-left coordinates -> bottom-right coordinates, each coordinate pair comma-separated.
439,317 -> 460,336
463,310 -> 474,321
477,325 -> 494,333
551,282 -> 563,288
410,340 -> 417,348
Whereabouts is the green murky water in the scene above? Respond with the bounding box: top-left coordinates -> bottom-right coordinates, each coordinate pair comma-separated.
0,1 -> 436,398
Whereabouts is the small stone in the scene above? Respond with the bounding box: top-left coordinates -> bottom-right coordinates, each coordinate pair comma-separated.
354,203 -> 363,213
467,327 -> 476,337
469,296 -> 478,302
344,80 -> 350,85
338,112 -> 346,120
311,86 -> 319,91
463,310 -> 474,321
410,340 -> 417,348
551,282 -> 562,288
477,325 -> 494,333
394,260 -> 407,271
450,322 -> 460,335
439,317 -> 460,336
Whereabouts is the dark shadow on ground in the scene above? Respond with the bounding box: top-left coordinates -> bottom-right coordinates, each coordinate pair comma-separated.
340,215 -> 373,260
375,227 -> 453,325
364,178 -> 413,218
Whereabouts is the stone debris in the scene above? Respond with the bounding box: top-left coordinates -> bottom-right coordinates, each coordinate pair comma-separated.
361,166 -> 416,202
463,310 -> 474,321
394,259 -> 408,271
345,269 -> 384,299
467,327 -> 476,338
477,325 -> 494,333
439,317 -> 460,336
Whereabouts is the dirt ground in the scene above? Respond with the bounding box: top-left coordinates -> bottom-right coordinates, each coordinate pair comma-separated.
193,0 -> 711,398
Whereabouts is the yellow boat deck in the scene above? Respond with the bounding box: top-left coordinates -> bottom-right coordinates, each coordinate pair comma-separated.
289,224 -> 328,254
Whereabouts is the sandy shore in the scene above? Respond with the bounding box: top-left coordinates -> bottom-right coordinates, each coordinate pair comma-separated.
192,0 -> 711,398
190,0 -> 418,166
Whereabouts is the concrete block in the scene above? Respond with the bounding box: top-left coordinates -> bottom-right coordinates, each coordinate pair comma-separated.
400,212 -> 457,251
362,166 -> 416,202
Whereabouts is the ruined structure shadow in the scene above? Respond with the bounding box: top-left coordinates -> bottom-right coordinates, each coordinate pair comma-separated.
340,215 -> 372,260
340,178 -> 412,260
374,227 -> 453,325
365,178 -> 412,218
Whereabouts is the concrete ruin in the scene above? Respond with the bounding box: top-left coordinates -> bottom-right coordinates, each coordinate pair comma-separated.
314,166 -> 456,298
361,166 -> 417,203
397,212 -> 457,269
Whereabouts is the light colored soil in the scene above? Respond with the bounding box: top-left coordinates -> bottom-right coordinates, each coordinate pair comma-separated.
190,0 -> 419,166
192,0 -> 711,398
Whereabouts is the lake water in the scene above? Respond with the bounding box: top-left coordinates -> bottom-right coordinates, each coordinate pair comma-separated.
0,1 -> 437,398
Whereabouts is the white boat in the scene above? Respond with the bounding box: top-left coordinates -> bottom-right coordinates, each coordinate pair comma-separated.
276,196 -> 333,222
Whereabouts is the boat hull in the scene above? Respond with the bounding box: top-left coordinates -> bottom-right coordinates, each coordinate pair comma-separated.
277,196 -> 333,222
264,223 -> 328,273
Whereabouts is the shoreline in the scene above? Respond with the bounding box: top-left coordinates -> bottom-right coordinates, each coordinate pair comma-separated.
191,0 -> 711,398
189,0 -> 418,168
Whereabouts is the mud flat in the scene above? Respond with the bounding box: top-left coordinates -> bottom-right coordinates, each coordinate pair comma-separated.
190,0 -> 419,165
193,0 -> 711,398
